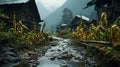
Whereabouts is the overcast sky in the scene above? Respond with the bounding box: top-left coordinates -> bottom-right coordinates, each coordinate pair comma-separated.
35,0 -> 67,19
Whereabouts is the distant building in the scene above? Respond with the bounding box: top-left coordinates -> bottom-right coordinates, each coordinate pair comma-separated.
0,0 -> 41,28
69,15 -> 91,31
85,0 -> 120,23
56,23 -> 69,32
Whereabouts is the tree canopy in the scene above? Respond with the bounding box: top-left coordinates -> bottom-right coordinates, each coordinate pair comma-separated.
62,8 -> 73,24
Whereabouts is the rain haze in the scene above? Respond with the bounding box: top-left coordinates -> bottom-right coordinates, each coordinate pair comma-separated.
0,0 -> 120,67
35,0 -> 67,19
35,0 -> 97,31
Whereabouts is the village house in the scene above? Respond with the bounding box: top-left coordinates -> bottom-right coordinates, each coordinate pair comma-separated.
0,0 -> 41,28
56,23 -> 69,32
69,15 -> 92,31
85,0 -> 120,23
56,15 -> 94,32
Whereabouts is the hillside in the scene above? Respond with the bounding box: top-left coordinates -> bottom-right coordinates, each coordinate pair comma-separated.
44,0 -> 96,31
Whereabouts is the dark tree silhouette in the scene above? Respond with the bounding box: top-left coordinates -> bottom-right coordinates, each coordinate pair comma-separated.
62,8 -> 73,24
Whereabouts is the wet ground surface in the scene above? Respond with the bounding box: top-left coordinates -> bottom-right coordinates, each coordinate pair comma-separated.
0,43 -> 20,67
37,36 -> 96,67
0,36 -> 96,67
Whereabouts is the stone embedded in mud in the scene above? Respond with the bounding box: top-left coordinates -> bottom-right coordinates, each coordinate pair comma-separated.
50,57 -> 56,60
50,41 -> 59,46
80,49 -> 86,56
1,55 -> 19,63
10,48 -> 18,54
4,52 -> 17,57
2,46 -> 12,52
0,43 -> 20,67
31,60 -> 40,67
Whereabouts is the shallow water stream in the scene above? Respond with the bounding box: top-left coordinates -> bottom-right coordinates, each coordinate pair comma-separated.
37,36 -> 94,67
13,36 -> 96,67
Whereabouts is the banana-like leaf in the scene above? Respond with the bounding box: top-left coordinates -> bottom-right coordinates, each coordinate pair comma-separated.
22,25 -> 29,30
114,17 -> 120,25
105,51 -> 111,56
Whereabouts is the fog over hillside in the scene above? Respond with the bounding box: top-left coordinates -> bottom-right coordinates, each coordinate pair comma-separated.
0,0 -> 97,31
37,0 -> 97,31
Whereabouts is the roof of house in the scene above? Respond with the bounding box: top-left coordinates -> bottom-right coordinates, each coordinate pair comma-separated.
61,23 -> 67,26
0,0 -> 29,5
76,15 -> 90,21
70,15 -> 91,26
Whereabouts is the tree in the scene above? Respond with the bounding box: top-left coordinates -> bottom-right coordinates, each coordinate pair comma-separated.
62,8 -> 73,24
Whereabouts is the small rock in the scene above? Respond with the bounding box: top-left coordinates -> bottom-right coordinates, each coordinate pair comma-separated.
80,49 -> 86,55
32,60 -> 40,67
10,48 -> 18,54
2,47 -> 11,52
4,51 -> 17,57
50,57 -> 56,60
28,60 -> 35,63
49,49 -> 54,52
2,55 -> 19,63
57,49 -> 61,51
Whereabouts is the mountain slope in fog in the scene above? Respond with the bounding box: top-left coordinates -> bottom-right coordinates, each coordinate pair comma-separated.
44,0 -> 96,31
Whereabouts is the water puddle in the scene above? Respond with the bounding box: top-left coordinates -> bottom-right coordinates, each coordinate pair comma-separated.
37,60 -> 60,67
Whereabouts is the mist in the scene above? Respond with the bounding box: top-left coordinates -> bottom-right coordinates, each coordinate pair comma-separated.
36,0 -> 97,31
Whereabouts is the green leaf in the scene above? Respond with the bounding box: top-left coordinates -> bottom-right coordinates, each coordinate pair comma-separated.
107,47 -> 113,50
105,50 -> 111,56
114,17 -> 120,25
22,25 -> 28,30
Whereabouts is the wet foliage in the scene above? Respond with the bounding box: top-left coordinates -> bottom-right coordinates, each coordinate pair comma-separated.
72,12 -> 120,47
0,12 -> 49,50
57,29 -> 72,39
0,6 -> 120,66
72,12 -> 120,66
